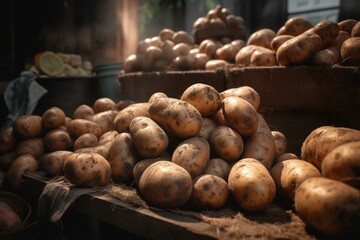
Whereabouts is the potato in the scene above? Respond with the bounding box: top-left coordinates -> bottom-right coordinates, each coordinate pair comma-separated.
0,152 -> 17,171
138,160 -> 193,209
199,39 -> 221,58
352,21 -> 360,37
159,28 -> 174,42
310,20 -> 340,47
271,130 -> 287,158
132,156 -> 169,187
220,86 -> 261,111
0,127 -> 16,154
74,141 -> 111,159
172,137 -> 210,178
72,104 -> 94,120
193,17 -> 210,31
341,37 -> 360,65
222,96 -> 258,137
281,17 -> 313,36
331,30 -> 350,48
301,126 -> 360,170
273,152 -> 299,165
180,83 -> 222,117
270,159 -> 321,201
321,141 -> 360,186
212,108 -> 226,126
63,152 -> 111,187
0,201 -> 23,232
249,48 -> 278,66
312,46 -> 341,66
13,115 -> 43,139
193,53 -> 210,70
90,110 -> 118,135
148,92 -> 168,104
205,59 -> 228,70
129,116 -> 168,158
149,97 -> 202,139
172,30 -> 193,45
98,130 -> 118,145
93,97 -> 117,113
40,150 -> 73,177
187,174 -> 229,210
215,43 -> 238,62
271,35 -> 293,52
113,102 -> 150,133
6,154 -> 38,189
115,100 -> 135,111
43,129 -> 72,152
172,43 -> 191,57
107,133 -> 138,183
203,158 -> 230,180
123,54 -> 140,73
294,177 -> 360,237
209,126 -> 243,162
235,45 -> 262,66
241,113 -> 276,170
276,32 -> 323,66
225,14 -> 244,28
247,28 -> 276,49
197,117 -> 217,140
338,19 -> 358,34
42,107 -> 66,129
67,119 -> 102,139
228,158 -> 276,211
73,133 -> 98,151
16,138 -> 44,159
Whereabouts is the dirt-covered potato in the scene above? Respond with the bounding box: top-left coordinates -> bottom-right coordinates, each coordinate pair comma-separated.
235,45 -> 267,66
16,138 -> 45,159
42,107 -> 66,129
43,129 -> 73,152
172,137 -> 210,178
67,119 -> 102,139
309,20 -> 340,47
113,103 -> 150,133
215,43 -> 239,62
247,28 -> 276,49
228,158 -> 276,212
148,92 -> 168,104
209,126 -> 243,162
338,19 -> 358,34
90,110 -> 118,135
270,159 -> 321,201
222,96 -> 258,137
180,83 -> 222,117
273,152 -> 299,165
205,59 -> 228,70
212,108 -> 226,126
197,117 -> 217,140
341,37 -> 360,65
132,157 -> 169,187
279,17 -> 312,36
203,158 -> 230,180
115,100 -> 136,111
74,141 -> 111,159
271,130 -> 287,158
249,47 -> 278,66
138,161 -> 193,209
93,97 -> 117,113
40,150 -> 73,177
352,21 -> 360,37
220,86 -> 261,111
312,46 -> 341,66
73,133 -> 98,151
149,97 -> 202,139
301,126 -> 360,170
13,115 -> 43,139
321,141 -> 360,186
331,30 -> 351,48
242,113 -> 276,170
294,177 -> 360,237
0,127 -> 16,154
98,130 -> 118,145
107,133 -> 138,183
271,35 -> 293,52
72,104 -> 94,120
129,116 -> 168,158
63,152 -> 111,187
187,174 -> 229,210
6,154 -> 38,189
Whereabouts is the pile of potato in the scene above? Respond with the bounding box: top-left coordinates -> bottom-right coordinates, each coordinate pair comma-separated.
0,83 -> 359,238
123,15 -> 360,73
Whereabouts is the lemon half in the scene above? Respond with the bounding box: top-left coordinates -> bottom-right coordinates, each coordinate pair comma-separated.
34,51 -> 64,76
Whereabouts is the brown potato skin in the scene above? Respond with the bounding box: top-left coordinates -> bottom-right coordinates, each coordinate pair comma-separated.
0,201 -> 23,232
197,117 -> 217,140
67,119 -> 102,139
338,19 -> 358,34
129,116 -> 168,158
16,138 -> 45,159
273,152 -> 299,165
6,154 -> 38,189
149,97 -> 202,139
209,126 -> 243,162
138,161 -> 193,209
132,157 -> 169,187
180,83 -> 222,117
203,158 -> 230,180
249,48 -> 278,66
270,159 -> 321,201
301,126 -> 360,170
72,104 -> 94,120
271,130 -> 287,158
13,115 -> 43,139
43,129 -> 73,152
220,86 -> 261,111
321,141 -> 360,185
42,107 -> 66,129
90,110 -> 118,135
73,133 -> 98,151
113,103 -> 150,133
294,177 -> 360,237
0,127 -> 16,154
341,37 -> 360,65
247,28 -> 276,49
352,21 -> 360,37
222,96 -> 258,137
93,97 -> 117,113
0,151 -> 17,170
107,133 -> 138,183
312,46 -> 341,66
281,17 -> 313,36
241,113 -> 276,170
228,158 -> 276,212
40,150 -> 73,177
271,35 -> 293,52
63,152 -> 111,187
309,20 -> 340,47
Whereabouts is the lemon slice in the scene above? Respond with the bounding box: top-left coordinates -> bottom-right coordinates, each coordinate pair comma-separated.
34,51 -> 64,76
